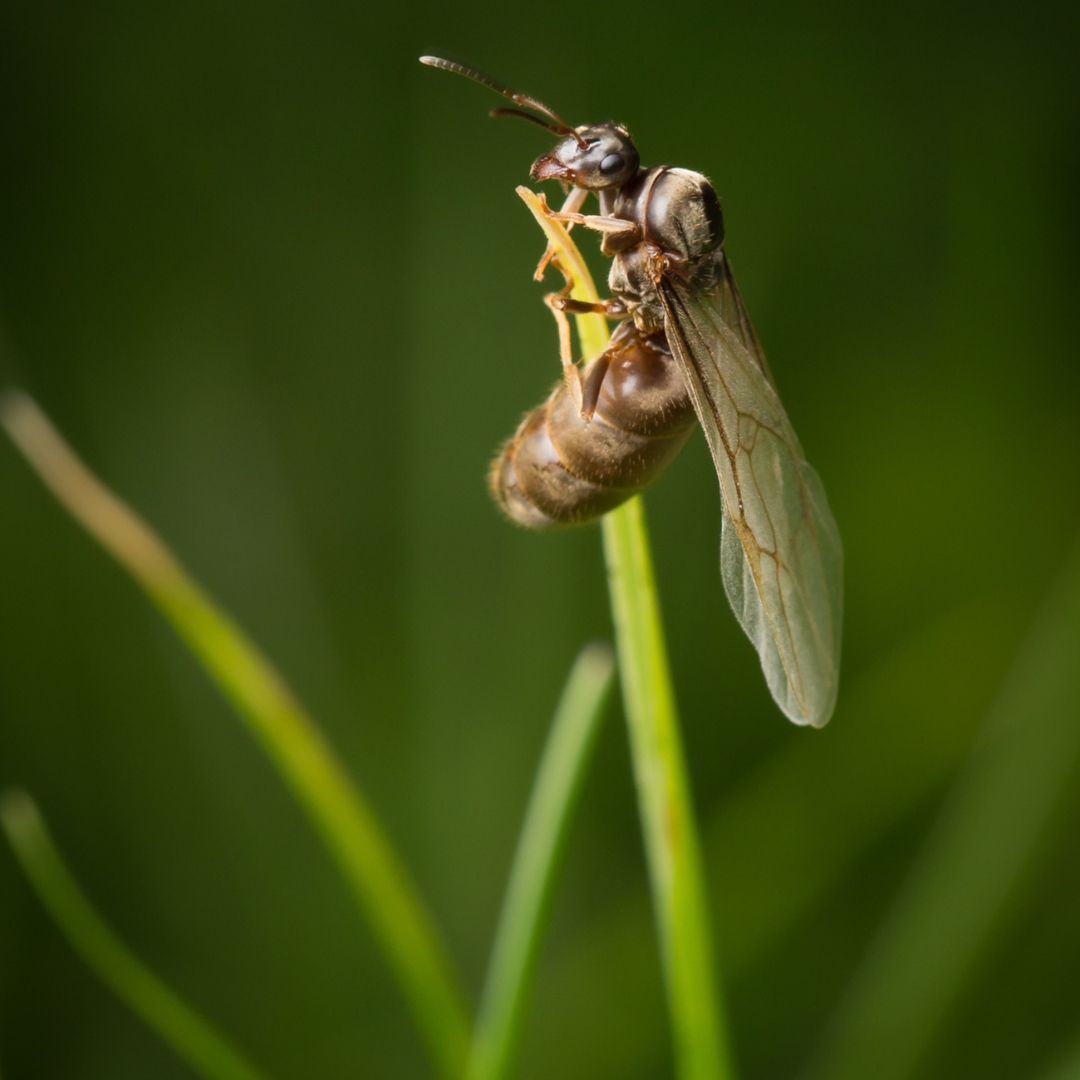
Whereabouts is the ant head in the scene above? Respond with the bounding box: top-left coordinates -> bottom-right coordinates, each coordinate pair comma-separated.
531,123 -> 639,191
419,56 -> 639,191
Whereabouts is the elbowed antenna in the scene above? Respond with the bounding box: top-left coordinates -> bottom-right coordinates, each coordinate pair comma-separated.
419,56 -> 586,147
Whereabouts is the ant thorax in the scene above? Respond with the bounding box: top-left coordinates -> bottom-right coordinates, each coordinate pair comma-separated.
604,167 -> 726,335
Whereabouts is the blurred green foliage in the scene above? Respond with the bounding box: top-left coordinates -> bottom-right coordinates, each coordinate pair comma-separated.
1,0 -> 1078,1078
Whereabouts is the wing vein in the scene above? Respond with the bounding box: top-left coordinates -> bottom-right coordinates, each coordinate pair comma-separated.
658,265 -> 843,726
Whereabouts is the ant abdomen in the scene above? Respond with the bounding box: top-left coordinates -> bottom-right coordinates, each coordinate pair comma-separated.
491,327 -> 695,527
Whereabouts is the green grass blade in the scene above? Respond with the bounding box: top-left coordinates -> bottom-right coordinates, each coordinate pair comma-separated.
810,539 -> 1080,1080
0,391 -> 471,1080
602,500 -> 735,1080
467,643 -> 616,1080
1,790 -> 269,1080
517,187 -> 735,1080
512,598 -> 1014,1080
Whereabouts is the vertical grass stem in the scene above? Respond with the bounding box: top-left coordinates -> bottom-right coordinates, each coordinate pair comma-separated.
601,500 -> 733,1080
518,188 -> 735,1080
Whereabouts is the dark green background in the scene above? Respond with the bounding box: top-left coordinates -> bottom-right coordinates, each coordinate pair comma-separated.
1,0 -> 1078,1077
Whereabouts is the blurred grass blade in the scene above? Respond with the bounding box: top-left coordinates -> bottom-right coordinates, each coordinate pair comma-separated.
517,597 -> 1015,1080
518,187 -> 736,1080
810,539 -> 1080,1080
0,391 -> 471,1080
1,790 -> 269,1080
468,642 -> 616,1080
1035,1039 -> 1080,1080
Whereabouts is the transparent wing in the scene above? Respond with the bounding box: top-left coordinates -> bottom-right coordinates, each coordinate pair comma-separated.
659,257 -> 843,727
714,252 -> 773,384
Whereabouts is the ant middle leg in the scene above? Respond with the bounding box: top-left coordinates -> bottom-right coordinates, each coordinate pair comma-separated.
542,269 -> 630,420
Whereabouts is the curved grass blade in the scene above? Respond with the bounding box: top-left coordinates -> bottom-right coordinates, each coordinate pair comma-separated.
519,187 -> 736,1080
808,537 -> 1080,1080
1,790 -> 270,1080
468,642 -> 616,1080
0,391 -> 471,1080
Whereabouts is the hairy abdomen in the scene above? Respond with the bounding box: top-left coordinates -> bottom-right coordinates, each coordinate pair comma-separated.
491,330 -> 695,527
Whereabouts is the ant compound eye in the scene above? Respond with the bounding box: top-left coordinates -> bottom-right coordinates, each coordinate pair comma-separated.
600,153 -> 625,176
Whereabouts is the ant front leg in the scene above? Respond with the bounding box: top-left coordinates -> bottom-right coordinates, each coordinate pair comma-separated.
558,214 -> 643,255
533,192 -> 643,256
533,187 -> 589,281
532,201 -> 630,421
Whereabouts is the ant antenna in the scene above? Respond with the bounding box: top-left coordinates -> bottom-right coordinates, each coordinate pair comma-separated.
488,106 -> 565,135
419,56 -> 586,148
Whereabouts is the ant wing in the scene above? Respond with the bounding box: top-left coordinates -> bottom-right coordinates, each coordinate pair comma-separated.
659,257 -> 843,727
713,254 -> 775,385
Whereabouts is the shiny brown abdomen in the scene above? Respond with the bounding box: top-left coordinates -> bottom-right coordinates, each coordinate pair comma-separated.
491,329 -> 695,527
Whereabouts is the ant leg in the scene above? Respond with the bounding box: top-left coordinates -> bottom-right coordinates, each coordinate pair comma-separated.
538,243 -> 629,418
534,188 -> 589,280
530,198 -> 628,317
543,285 -> 586,412
554,212 -> 641,239
577,323 -> 645,419
533,191 -> 642,248
554,296 -> 627,317
541,275 -> 623,415
544,210 -> 643,251
578,351 -> 613,420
